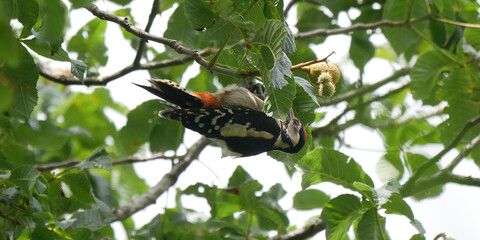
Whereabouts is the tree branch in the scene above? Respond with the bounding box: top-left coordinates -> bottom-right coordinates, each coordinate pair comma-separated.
366,102 -> 447,129
295,15 -> 430,39
35,152 -> 177,171
317,68 -> 411,106
401,115 -> 480,196
85,4 -> 254,80
113,137 -> 209,220
406,172 -> 480,197
38,49 -> 215,86
132,0 -> 159,66
445,134 -> 480,172
311,82 -> 412,141
269,219 -> 326,240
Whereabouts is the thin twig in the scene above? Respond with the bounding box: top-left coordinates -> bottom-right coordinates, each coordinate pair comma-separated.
39,48 -> 215,86
290,51 -> 335,71
401,115 -> 480,196
85,4 -> 254,80
113,137 -> 209,220
132,0 -> 160,66
295,15 -> 430,39
269,219 -> 326,240
445,135 -> 480,172
35,152 -> 177,171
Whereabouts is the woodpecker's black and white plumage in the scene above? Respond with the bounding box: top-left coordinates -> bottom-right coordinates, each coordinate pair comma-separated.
135,79 -> 307,157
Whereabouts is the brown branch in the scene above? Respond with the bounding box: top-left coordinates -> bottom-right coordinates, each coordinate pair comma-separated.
35,152 -> 177,171
113,137 -> 209,220
401,134 -> 480,196
132,0 -> 160,66
366,102 -> 446,129
270,219 -> 326,240
39,49 -> 215,86
401,115 -> 480,196
290,51 -> 335,71
296,15 -> 431,39
85,4 -> 254,79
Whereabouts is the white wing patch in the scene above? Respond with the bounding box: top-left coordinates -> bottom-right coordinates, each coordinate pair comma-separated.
220,123 -> 274,139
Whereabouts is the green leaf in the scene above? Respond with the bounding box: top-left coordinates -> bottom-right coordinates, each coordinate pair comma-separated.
39,0 -> 67,44
116,100 -> 164,156
210,0 -> 255,31
8,165 -> 39,196
61,172 -> 96,210
356,209 -> 387,240
376,151 -> 404,182
3,43 -> 38,120
293,189 -> 330,210
265,75 -> 296,119
296,6 -> 330,33
0,2 -> 20,67
70,198 -> 115,231
321,194 -> 367,240
283,23 -> 296,54
69,58 -> 87,81
112,165 -> 149,205
164,3 -> 200,52
17,0 -> 39,30
299,148 -> 374,191
0,81 -> 14,113
109,0 -> 132,5
253,20 -> 287,84
382,193 -> 414,221
405,152 -> 443,200
69,0 -> 95,9
293,80 -> 318,125
437,68 -> 480,144
185,68 -> 217,93
77,148 -> 112,171
261,183 -> 286,202
149,118 -> 184,153
350,31 -> 375,71
256,203 -> 289,233
270,53 -> 293,88
255,44 -> 276,71
67,18 -> 108,69
465,28 -> 480,47
149,52 -> 191,81
410,50 -> 453,102
31,226 -> 61,239
22,38 -> 87,80
263,0 -> 284,21
382,0 -> 428,59
228,166 -> 253,187
52,88 -> 118,155
184,0 -> 216,30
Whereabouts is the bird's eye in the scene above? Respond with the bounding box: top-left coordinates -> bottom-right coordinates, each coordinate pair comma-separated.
293,120 -> 300,127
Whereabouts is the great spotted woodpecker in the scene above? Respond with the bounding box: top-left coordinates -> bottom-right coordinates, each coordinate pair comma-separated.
135,79 -> 306,157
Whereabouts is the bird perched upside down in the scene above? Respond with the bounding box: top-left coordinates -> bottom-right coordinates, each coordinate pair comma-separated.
134,79 -> 306,157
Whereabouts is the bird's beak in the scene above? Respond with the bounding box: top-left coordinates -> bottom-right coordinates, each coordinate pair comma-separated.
286,108 -> 295,123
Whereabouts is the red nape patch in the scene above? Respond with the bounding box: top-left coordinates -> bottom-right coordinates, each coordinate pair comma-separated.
192,92 -> 218,108
303,127 -> 307,142
25,85 -> 33,89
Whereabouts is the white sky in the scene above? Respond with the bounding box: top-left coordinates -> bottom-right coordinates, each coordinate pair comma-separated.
63,1 -> 480,239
